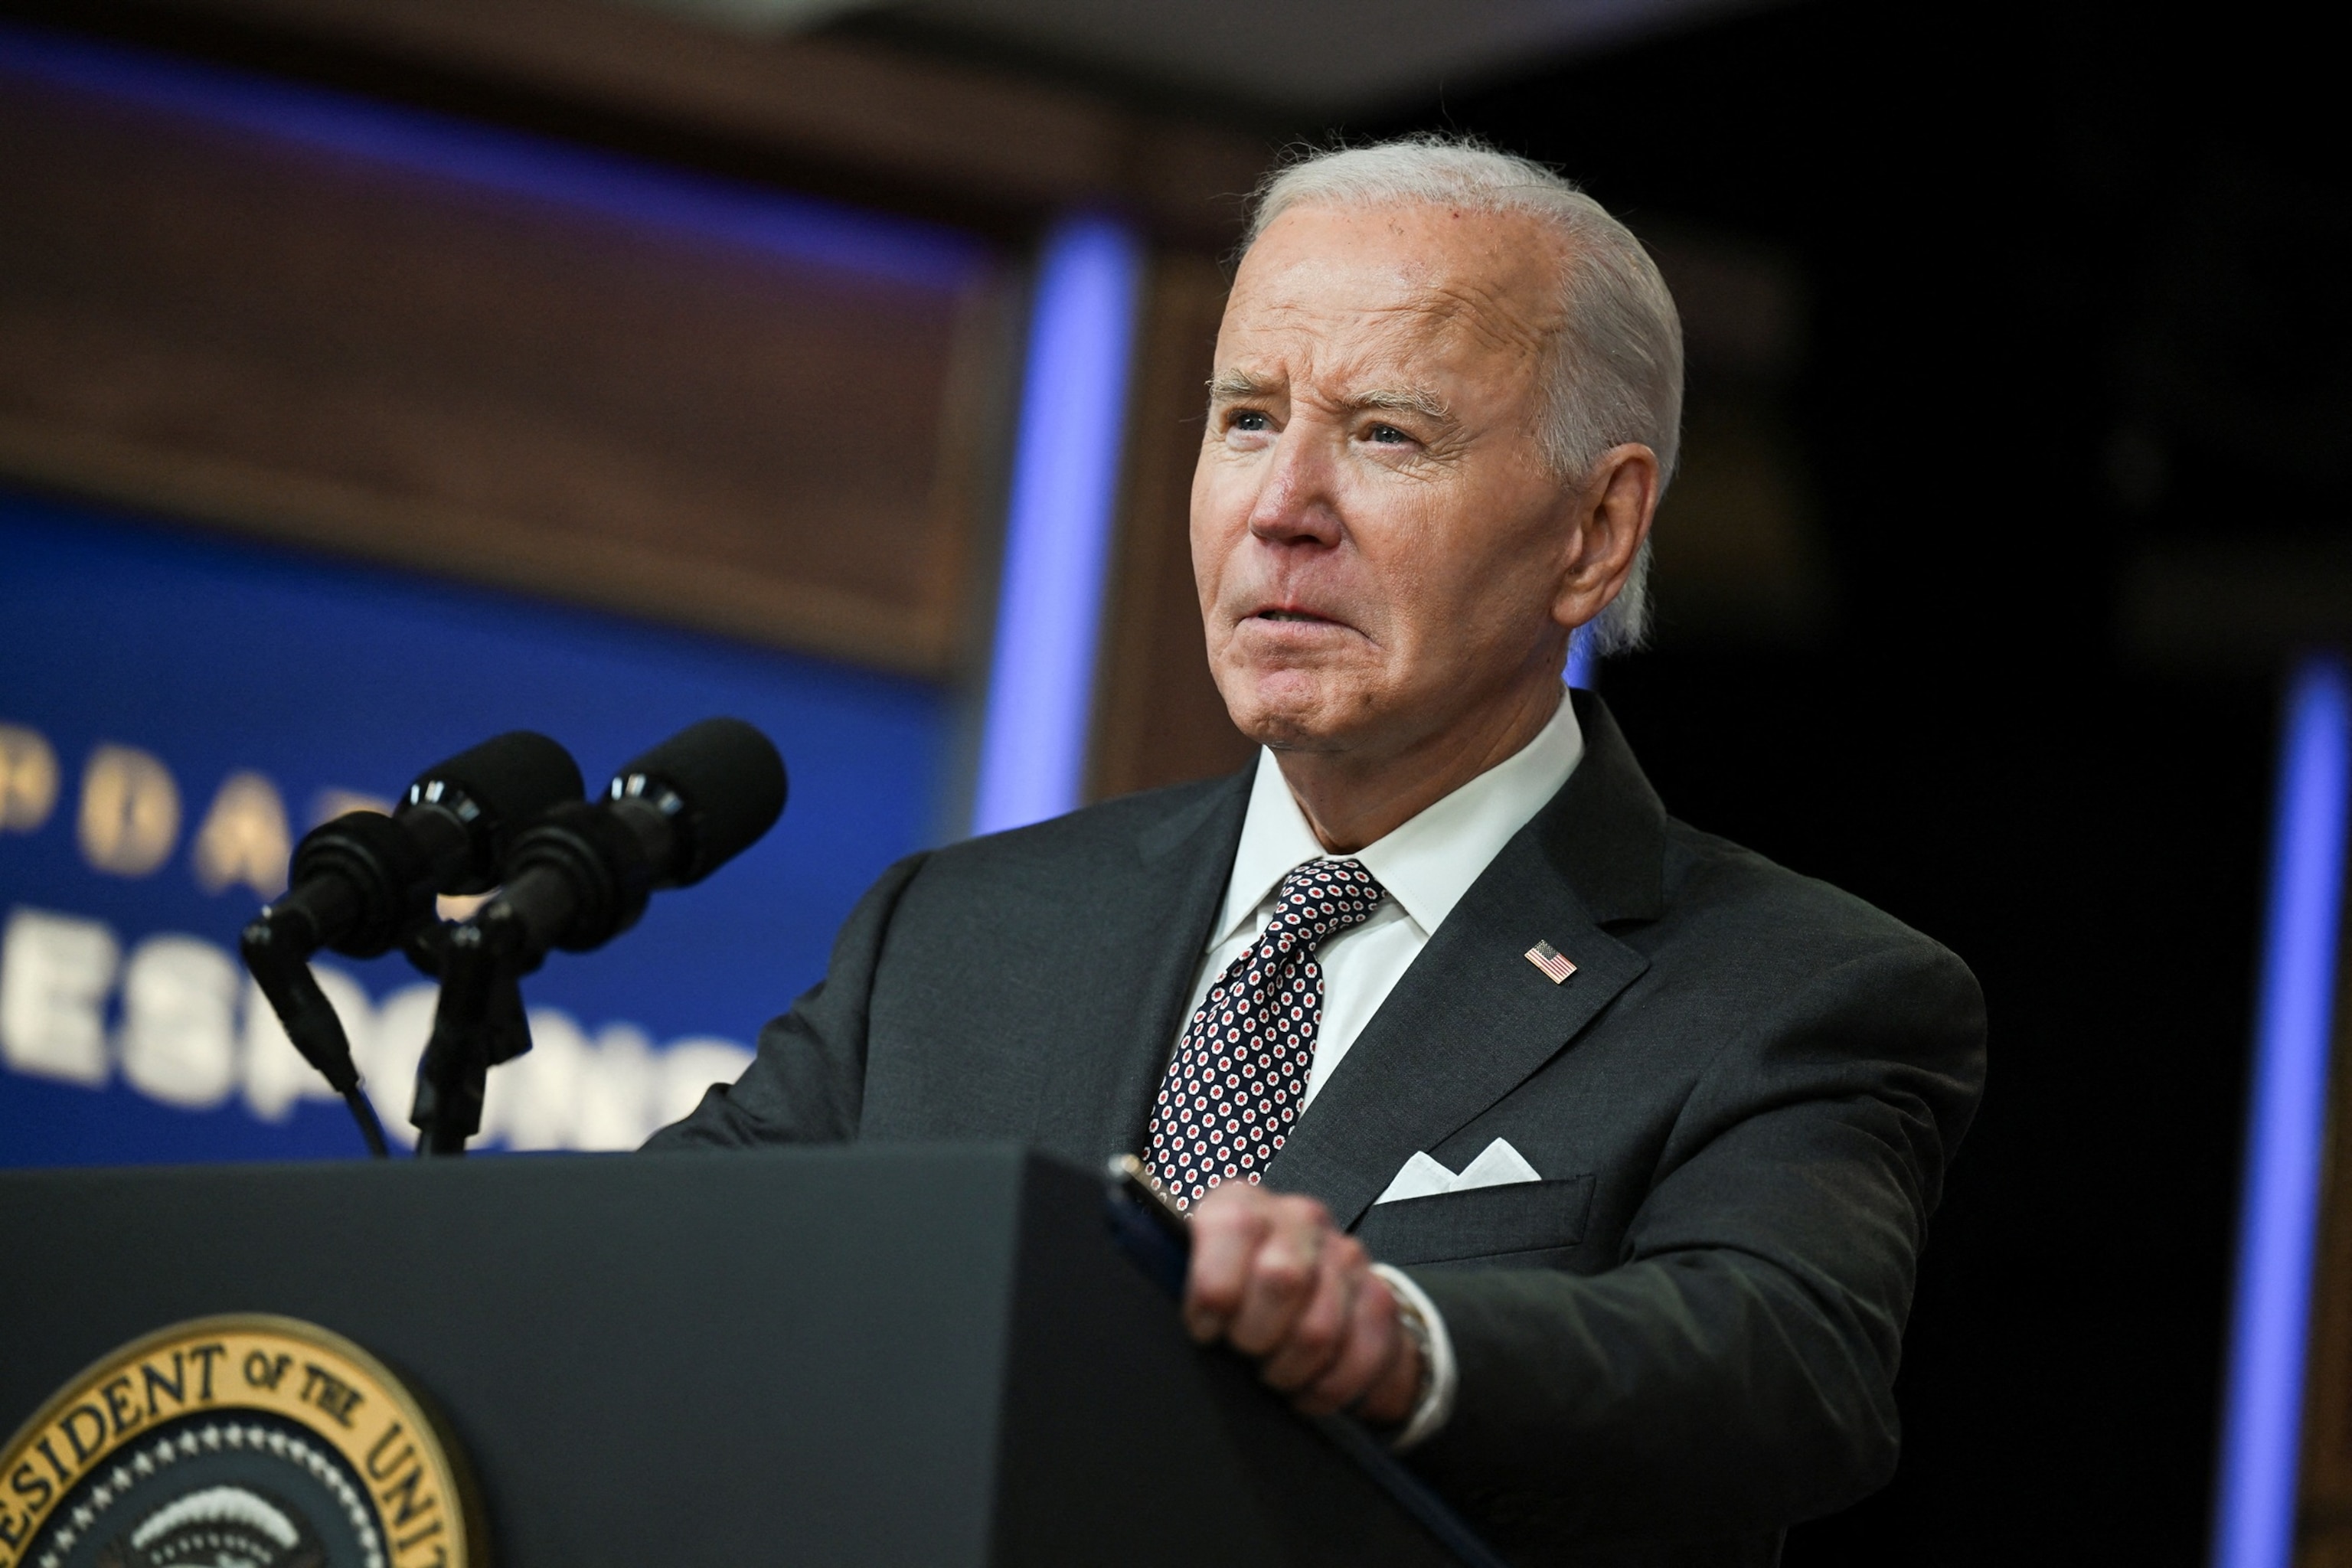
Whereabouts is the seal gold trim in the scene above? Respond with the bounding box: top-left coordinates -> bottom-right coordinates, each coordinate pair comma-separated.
0,1314 -> 479,1568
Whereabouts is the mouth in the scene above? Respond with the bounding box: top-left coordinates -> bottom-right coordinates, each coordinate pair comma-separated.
1248,606 -> 1341,626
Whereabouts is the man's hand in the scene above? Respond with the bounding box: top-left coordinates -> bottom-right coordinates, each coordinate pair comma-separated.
1184,1181 -> 1422,1423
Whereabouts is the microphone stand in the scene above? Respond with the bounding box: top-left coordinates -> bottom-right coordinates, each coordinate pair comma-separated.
240,908 -> 392,1158
407,910 -> 539,1157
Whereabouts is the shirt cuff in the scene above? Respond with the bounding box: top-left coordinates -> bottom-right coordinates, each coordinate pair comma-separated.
1370,1263 -> 1457,1452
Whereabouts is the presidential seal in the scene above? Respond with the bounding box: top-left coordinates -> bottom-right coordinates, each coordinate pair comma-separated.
0,1315 -> 479,1568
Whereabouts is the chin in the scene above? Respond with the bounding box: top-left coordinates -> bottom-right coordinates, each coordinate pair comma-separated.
1217,664 -> 1364,752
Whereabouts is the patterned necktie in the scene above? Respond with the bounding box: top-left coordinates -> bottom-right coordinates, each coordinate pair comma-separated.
1147,858 -> 1385,1208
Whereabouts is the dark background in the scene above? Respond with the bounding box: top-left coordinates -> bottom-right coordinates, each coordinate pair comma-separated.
1360,2 -> 2347,1559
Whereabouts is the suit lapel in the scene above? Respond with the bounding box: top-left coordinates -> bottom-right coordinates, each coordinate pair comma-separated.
1026,771 -> 1250,1162
1263,693 -> 1668,1228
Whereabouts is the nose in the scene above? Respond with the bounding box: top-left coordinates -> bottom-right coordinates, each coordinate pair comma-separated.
1246,424 -> 1343,550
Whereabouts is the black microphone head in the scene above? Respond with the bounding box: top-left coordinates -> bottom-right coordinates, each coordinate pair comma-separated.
607,717 -> 786,887
403,730 -> 585,893
284,808 -> 434,957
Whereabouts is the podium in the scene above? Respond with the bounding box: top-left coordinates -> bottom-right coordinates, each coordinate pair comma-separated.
0,1146 -> 1481,1566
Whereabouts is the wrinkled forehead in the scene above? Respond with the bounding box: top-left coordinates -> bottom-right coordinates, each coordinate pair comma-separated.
1218,201 -> 1567,387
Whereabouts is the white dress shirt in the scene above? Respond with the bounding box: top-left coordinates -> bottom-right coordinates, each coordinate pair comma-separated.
1168,688 -> 1586,1449
1174,690 -> 1586,1106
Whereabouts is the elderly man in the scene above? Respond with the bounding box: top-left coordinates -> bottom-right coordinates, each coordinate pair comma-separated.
651,137 -> 1985,1564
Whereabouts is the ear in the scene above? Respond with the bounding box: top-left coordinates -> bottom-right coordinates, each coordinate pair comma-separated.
1550,443 -> 1662,634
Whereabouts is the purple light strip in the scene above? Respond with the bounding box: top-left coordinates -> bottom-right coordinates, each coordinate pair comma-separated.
0,20 -> 985,291
1565,635 -> 1598,691
2213,655 -> 2351,1568
970,216 -> 1145,835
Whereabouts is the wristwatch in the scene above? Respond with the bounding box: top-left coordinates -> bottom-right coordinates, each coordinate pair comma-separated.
1369,1263 -> 1457,1452
1392,1289 -> 1436,1406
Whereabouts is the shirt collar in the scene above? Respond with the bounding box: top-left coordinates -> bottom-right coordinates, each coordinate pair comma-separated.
1211,688 -> 1586,947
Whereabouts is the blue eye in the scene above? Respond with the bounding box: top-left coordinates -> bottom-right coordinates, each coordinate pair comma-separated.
1232,410 -> 1271,433
1367,424 -> 1408,444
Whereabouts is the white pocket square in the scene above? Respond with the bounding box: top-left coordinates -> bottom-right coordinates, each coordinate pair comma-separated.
1373,1137 -> 1544,1205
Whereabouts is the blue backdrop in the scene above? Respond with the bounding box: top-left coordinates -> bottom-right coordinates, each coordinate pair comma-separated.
0,490 -> 947,1165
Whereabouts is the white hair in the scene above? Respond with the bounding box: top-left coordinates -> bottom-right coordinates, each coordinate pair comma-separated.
1243,136 -> 1684,656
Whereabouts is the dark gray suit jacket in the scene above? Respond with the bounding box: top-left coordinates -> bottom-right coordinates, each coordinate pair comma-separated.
648,692 -> 1987,1566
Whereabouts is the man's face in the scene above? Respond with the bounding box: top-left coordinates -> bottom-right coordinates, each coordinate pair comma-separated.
1192,201 -> 1585,760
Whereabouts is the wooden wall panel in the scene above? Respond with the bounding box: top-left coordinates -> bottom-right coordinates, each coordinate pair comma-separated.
2301,959 -> 2352,1565
100,0 -> 1269,245
0,66 -> 1010,673
1087,253 -> 1253,802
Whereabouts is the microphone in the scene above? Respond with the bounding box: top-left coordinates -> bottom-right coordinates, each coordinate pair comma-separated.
407,720 -> 785,1157
472,718 -> 787,957
240,731 -> 584,1156
258,730 -> 586,959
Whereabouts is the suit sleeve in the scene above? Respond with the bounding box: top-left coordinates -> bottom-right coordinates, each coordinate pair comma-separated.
1406,938 -> 1986,1547
640,851 -> 930,1151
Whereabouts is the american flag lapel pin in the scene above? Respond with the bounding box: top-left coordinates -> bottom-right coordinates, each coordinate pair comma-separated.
1524,939 -> 1577,984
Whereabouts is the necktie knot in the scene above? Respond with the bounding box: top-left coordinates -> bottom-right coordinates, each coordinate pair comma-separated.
1264,858 -> 1384,951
